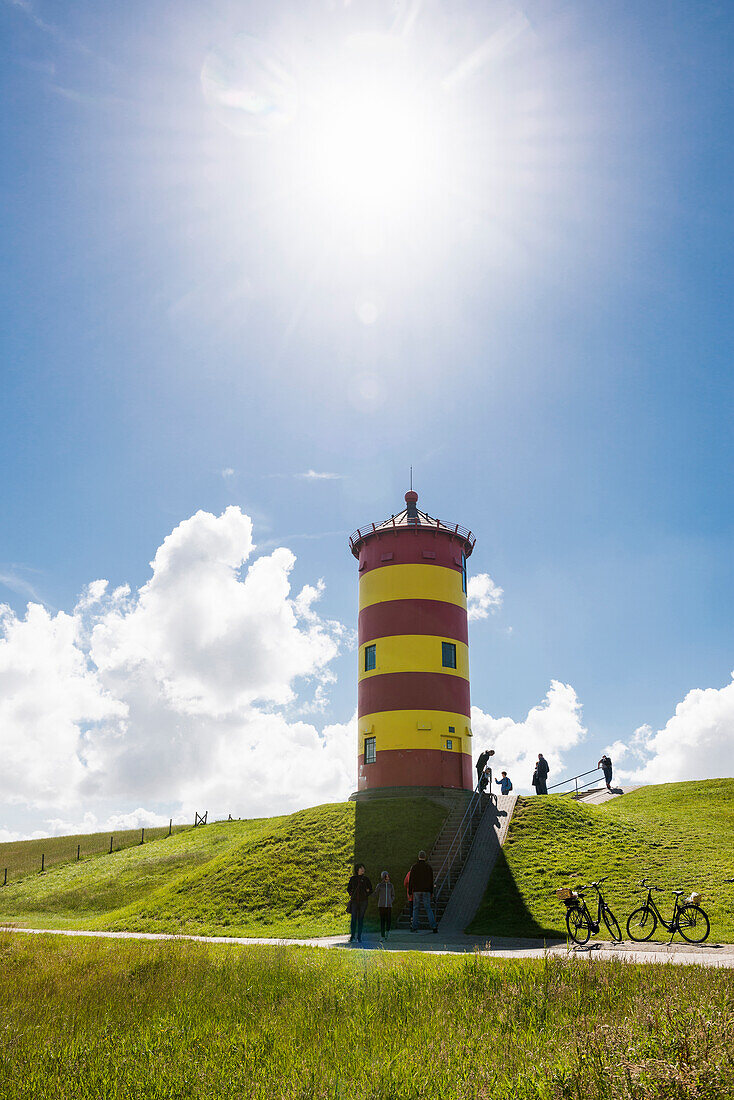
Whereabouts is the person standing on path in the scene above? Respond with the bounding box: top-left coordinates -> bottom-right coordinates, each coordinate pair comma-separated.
408,851 -> 438,934
532,753 -> 549,795
347,864 -> 373,944
375,871 -> 395,941
597,753 -> 613,790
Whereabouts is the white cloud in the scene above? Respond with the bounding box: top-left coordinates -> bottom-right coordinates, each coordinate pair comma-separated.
471,680 -> 587,790
0,508 -> 354,835
298,470 -> 343,481
467,572 -> 504,620
221,467 -> 235,478
614,673 -> 734,784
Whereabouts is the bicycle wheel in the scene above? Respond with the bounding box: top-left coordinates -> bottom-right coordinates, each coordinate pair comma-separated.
626,905 -> 657,941
602,905 -> 623,942
676,904 -> 710,944
566,905 -> 591,946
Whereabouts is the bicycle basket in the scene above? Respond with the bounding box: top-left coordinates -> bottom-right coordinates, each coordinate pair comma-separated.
556,888 -> 579,908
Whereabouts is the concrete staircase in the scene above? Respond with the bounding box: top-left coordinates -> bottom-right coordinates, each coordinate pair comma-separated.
396,790 -> 491,929
576,786 -> 638,805
439,794 -> 516,933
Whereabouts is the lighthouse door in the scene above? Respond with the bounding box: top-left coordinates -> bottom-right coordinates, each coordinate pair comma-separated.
441,741 -> 463,788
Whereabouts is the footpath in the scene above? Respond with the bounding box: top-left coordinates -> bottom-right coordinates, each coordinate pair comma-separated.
4,925 -> 734,968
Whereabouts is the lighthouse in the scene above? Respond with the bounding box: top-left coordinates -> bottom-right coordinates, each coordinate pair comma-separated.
349,490 -> 476,796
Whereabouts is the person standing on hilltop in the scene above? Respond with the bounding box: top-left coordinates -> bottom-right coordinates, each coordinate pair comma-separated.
597,753 -> 613,791
532,753 -> 549,795
347,864 -> 373,944
495,771 -> 513,796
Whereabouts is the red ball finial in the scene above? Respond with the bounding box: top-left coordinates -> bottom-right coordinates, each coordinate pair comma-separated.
405,490 -> 418,504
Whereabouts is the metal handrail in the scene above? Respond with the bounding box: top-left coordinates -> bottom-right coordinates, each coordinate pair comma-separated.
349,517 -> 476,550
547,766 -> 603,797
432,788 -> 488,908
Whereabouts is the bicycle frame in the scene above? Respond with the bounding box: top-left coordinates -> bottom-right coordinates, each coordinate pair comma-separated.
639,888 -> 683,931
575,885 -> 605,932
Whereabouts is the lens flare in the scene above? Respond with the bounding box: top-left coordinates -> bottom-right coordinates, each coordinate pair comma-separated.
201,34 -> 297,136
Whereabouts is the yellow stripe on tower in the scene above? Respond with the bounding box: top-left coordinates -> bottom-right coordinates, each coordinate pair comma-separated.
358,564 -> 466,611
358,636 -> 469,680
358,710 -> 472,752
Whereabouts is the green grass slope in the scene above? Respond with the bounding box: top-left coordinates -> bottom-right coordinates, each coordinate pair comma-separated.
469,779 -> 734,941
0,797 -> 448,938
0,824 -> 191,880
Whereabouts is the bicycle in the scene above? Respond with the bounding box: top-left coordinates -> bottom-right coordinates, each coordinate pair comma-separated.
626,879 -> 710,944
563,877 -> 622,946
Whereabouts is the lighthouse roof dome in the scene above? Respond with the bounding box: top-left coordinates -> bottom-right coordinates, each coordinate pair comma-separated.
349,491 -> 475,559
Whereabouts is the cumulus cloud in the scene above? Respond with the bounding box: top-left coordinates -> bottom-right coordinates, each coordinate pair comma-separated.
471,680 -> 587,790
221,467 -> 235,478
613,673 -> 734,784
467,572 -> 504,620
0,508 -> 354,837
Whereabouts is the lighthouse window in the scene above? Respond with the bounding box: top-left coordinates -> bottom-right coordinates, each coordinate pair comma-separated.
446,739 -> 453,750
364,644 -> 376,671
364,737 -> 376,764
442,641 -> 457,669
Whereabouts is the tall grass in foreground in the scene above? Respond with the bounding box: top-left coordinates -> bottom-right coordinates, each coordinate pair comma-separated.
1,935 -> 732,1099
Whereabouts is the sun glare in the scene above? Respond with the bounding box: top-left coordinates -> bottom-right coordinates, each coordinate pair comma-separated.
298,35 -> 438,215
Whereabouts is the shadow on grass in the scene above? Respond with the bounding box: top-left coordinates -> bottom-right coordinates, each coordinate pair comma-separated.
352,796 -> 453,933
467,846 -> 562,940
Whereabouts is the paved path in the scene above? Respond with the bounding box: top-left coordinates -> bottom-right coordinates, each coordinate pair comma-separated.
440,794 -> 516,933
578,786 -> 638,805
3,925 -> 733,967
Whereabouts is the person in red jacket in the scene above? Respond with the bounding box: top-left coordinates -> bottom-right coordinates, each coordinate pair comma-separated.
408,850 -> 438,933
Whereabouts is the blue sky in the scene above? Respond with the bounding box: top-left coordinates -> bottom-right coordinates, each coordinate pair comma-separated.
0,0 -> 732,834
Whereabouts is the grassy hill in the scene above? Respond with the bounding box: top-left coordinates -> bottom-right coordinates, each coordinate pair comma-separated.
0,824 -> 191,880
0,797 -> 449,938
469,779 -> 734,941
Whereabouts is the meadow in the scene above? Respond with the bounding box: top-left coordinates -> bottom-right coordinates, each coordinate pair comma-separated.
0,932 -> 731,1099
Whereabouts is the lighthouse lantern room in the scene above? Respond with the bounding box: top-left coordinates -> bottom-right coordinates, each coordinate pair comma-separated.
349,490 -> 476,796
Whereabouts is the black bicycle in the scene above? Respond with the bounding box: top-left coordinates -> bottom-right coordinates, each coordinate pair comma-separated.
565,877 -> 622,946
626,879 -> 710,944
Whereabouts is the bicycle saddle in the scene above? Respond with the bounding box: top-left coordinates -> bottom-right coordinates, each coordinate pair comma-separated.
673,889 -> 684,895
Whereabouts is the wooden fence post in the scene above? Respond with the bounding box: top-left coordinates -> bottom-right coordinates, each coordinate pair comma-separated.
41,853 -> 44,873
77,844 -> 80,861
109,835 -> 113,854
3,868 -> 6,886
140,828 -> 145,845
168,818 -> 172,837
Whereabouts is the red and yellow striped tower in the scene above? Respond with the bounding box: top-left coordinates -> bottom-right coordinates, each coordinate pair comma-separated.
349,491 -> 476,795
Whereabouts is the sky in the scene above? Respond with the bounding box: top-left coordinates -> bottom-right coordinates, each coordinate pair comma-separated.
0,0 -> 732,839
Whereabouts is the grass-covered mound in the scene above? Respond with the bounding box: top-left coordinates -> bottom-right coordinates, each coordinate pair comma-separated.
2,933 -> 732,1100
0,798 -> 448,938
0,823 -> 191,879
470,779 -> 734,940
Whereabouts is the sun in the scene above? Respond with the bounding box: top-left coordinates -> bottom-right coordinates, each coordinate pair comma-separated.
297,34 -> 440,216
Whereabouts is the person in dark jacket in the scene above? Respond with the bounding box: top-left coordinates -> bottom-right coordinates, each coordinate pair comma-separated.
347,863 -> 373,943
408,850 -> 438,933
597,753 -> 613,790
532,753 -> 549,795
475,749 -> 494,789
